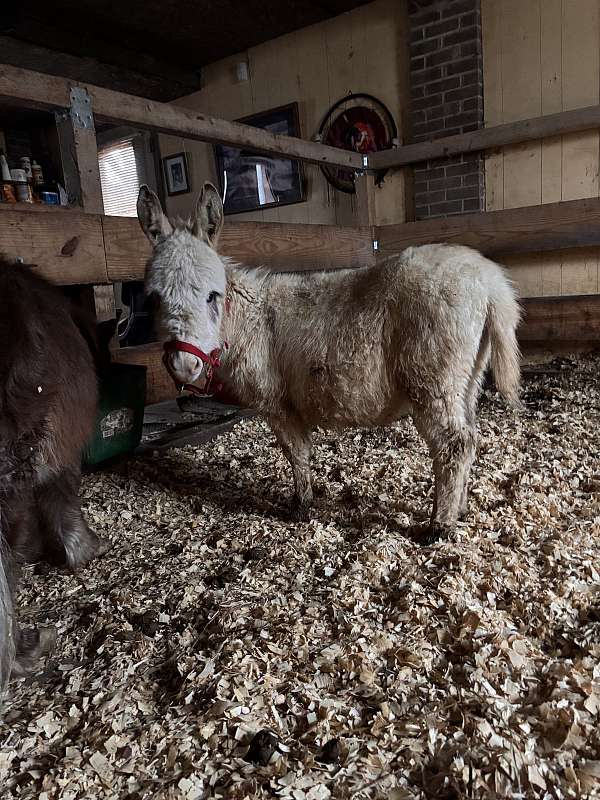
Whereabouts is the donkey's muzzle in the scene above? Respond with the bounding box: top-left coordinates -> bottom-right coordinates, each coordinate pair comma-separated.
168,350 -> 202,384
162,339 -> 224,397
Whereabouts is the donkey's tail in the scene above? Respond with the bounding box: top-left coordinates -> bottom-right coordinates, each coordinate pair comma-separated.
487,273 -> 522,409
0,534 -> 15,699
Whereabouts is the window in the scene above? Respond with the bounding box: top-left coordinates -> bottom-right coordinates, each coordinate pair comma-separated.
98,135 -> 147,216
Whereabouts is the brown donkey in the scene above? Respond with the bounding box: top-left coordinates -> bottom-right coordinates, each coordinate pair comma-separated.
0,259 -> 109,696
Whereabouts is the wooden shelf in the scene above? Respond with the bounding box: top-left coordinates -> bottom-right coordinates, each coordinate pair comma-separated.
0,201 -> 72,213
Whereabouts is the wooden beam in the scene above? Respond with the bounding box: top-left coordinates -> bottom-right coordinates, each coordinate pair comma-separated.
54,87 -> 104,214
54,86 -> 118,331
354,174 -> 376,228
0,205 -> 108,284
0,35 -> 200,102
369,103 -> 600,170
519,295 -> 600,346
375,197 -> 600,259
0,63 -> 363,169
102,216 -> 375,283
7,197 -> 600,287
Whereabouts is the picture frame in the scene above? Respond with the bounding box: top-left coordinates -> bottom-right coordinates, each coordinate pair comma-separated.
162,151 -> 191,196
213,103 -> 305,215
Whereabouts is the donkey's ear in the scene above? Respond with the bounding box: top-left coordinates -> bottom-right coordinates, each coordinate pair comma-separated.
137,185 -> 173,245
193,182 -> 224,246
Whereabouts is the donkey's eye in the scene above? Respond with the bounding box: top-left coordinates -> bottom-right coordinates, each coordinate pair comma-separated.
207,291 -> 220,304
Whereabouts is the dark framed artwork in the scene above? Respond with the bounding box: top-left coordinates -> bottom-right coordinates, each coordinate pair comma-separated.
162,151 -> 191,196
213,103 -> 305,215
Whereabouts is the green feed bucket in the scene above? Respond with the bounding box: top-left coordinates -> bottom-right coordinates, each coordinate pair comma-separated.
84,363 -> 147,466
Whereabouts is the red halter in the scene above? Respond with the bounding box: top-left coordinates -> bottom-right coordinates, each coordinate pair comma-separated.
162,339 -> 227,397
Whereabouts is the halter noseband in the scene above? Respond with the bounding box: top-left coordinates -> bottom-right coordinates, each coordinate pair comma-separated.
162,339 -> 227,397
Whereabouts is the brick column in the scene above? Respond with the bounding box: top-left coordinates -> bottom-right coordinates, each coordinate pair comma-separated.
408,0 -> 484,219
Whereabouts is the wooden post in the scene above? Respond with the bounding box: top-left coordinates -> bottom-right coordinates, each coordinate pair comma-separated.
55,86 -> 117,334
55,87 -> 104,212
354,173 -> 376,229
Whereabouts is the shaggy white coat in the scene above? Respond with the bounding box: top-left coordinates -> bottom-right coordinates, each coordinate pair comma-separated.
138,184 -> 521,541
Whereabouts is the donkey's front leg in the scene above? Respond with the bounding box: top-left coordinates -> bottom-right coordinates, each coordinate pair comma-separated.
12,625 -> 57,678
34,467 -> 110,569
269,416 -> 313,520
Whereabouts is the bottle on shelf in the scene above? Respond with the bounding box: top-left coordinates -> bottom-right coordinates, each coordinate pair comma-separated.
0,150 -> 16,203
1,150 -> 11,182
19,156 -> 33,183
11,168 -> 34,203
32,160 -> 44,186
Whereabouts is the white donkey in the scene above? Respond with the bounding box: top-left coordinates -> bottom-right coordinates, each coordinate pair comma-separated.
138,183 -> 521,543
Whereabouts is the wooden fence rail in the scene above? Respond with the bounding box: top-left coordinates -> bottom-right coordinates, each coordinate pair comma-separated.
369,103 -> 600,170
374,196 -> 600,259
0,63 -> 362,169
7,195 -> 600,284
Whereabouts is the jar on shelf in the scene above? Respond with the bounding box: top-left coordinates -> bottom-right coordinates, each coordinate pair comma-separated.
32,160 -> 44,186
19,157 -> 33,182
11,168 -> 34,203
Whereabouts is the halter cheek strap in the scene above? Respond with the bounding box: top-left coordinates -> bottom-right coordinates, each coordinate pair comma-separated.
162,339 -> 228,397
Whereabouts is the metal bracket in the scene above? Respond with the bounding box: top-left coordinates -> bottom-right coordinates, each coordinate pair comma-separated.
69,86 -> 94,130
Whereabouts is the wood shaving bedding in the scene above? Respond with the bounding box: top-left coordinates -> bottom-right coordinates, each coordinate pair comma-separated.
1,355 -> 599,799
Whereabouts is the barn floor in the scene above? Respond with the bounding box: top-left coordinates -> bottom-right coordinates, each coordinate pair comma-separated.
1,355 -> 599,800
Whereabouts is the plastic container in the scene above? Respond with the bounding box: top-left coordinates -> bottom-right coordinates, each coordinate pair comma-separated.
32,161 -> 44,185
0,152 -> 11,182
1,183 -> 16,203
83,362 -> 147,466
19,157 -> 32,181
40,191 -> 59,205
11,169 -> 33,203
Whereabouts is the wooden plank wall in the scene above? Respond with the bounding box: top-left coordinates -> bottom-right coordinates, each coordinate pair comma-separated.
158,0 -> 410,229
519,295 -> 600,349
482,0 -> 600,298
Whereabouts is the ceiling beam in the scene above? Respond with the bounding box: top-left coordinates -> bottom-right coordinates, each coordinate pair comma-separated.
0,63 -> 363,169
0,34 -> 200,102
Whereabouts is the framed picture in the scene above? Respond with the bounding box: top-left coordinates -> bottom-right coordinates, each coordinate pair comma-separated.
162,152 -> 191,196
214,103 -> 305,215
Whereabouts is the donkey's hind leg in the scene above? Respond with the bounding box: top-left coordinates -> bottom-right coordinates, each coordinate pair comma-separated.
413,399 -> 476,544
458,329 -> 490,520
34,467 -> 110,570
1,512 -> 56,687
458,384 -> 483,521
269,416 -> 313,520
0,542 -> 16,693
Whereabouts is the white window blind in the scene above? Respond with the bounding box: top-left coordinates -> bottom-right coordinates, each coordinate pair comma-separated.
98,135 -> 147,217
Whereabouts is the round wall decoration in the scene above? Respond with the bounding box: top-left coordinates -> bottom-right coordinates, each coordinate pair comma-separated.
317,93 -> 398,194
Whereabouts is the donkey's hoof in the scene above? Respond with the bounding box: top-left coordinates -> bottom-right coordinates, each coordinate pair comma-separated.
94,535 -> 112,558
421,523 -> 454,546
12,626 -> 57,677
66,532 -> 112,570
289,500 -> 311,523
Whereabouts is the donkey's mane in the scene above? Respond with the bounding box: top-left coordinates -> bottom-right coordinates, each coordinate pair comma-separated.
172,216 -> 197,233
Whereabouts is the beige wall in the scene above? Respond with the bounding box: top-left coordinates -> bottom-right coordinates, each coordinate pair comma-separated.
159,0 -> 409,227
482,0 -> 600,297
